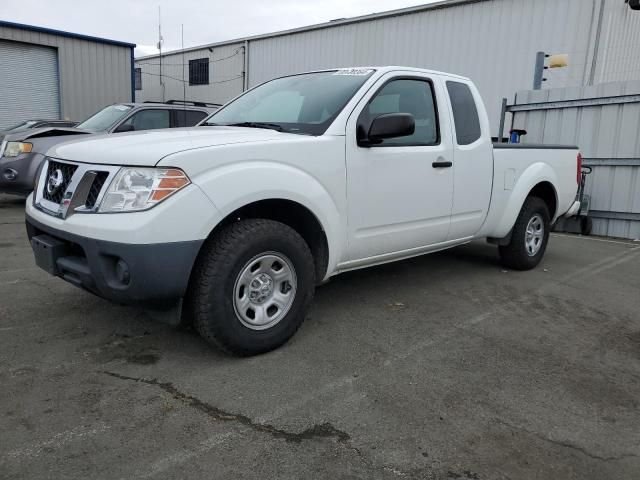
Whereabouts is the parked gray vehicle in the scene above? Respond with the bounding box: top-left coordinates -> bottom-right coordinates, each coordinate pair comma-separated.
0,101 -> 218,196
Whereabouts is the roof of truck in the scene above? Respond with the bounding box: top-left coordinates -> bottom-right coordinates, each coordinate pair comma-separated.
360,66 -> 470,80
275,66 -> 471,82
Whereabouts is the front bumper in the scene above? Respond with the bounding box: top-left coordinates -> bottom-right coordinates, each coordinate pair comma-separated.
26,214 -> 204,309
0,152 -> 44,196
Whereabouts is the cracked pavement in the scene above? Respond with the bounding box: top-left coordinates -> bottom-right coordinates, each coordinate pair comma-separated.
1,193 -> 639,479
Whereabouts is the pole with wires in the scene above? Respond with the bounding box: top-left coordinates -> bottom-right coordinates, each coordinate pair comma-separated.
158,6 -> 165,101
182,24 -> 186,112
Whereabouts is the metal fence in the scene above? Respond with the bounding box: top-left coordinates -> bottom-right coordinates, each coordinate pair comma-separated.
507,80 -> 640,239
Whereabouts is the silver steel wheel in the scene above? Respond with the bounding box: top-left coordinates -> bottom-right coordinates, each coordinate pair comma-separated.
525,214 -> 545,256
233,252 -> 297,330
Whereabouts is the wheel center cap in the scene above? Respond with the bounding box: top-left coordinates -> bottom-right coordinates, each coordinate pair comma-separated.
249,273 -> 274,304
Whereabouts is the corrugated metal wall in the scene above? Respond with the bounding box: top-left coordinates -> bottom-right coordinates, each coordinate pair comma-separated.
511,81 -> 640,239
135,0 -> 640,132
593,0 -> 640,84
0,24 -> 133,124
135,42 -> 245,104
248,0 -> 599,129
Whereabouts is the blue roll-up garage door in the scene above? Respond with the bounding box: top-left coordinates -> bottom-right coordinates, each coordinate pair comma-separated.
0,39 -> 60,130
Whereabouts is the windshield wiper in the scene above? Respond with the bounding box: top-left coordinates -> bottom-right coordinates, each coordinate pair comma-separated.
224,122 -> 284,132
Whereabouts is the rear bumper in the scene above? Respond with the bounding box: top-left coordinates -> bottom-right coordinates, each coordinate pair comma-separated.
563,200 -> 581,218
26,214 -> 204,309
0,152 -> 44,195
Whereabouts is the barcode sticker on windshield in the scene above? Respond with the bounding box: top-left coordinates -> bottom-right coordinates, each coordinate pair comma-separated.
333,68 -> 374,76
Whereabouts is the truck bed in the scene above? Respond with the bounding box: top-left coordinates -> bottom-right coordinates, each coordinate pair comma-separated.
477,144 -> 580,239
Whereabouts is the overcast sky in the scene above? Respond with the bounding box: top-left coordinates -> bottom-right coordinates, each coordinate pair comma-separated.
2,0 -> 436,57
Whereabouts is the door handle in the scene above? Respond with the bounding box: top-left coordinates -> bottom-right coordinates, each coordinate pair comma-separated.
432,161 -> 453,168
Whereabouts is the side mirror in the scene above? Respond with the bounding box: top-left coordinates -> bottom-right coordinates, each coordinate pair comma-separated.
629,0 -> 640,10
114,123 -> 135,133
359,113 -> 415,147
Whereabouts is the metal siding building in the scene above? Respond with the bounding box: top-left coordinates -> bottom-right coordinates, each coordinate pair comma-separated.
135,0 -> 640,132
134,41 -> 245,105
0,21 -> 135,130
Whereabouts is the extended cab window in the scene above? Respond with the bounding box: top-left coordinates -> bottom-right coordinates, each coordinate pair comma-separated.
119,109 -> 170,131
359,79 -> 439,146
446,81 -> 481,145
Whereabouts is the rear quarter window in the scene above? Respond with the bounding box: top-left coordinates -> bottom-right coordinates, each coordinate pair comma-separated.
446,81 -> 481,146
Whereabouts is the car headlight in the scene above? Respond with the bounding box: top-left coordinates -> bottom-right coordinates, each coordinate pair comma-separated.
3,142 -> 33,157
98,167 -> 191,213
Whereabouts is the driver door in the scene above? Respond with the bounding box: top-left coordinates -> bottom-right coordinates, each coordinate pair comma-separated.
344,73 -> 454,263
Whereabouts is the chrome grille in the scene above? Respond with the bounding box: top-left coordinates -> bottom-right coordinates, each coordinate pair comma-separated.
42,160 -> 78,204
35,159 -> 120,219
85,172 -> 110,209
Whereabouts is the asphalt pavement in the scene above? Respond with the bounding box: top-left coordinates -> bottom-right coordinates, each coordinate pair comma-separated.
1,193 -> 639,480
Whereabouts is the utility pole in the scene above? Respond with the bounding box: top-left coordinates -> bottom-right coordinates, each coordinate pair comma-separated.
182,24 -> 186,106
158,6 -> 165,101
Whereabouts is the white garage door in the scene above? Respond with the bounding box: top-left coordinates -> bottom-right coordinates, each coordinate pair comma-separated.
0,40 -> 60,130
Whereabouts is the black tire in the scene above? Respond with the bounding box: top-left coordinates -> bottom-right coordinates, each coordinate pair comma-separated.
580,216 -> 593,236
185,219 -> 315,356
499,196 -> 551,271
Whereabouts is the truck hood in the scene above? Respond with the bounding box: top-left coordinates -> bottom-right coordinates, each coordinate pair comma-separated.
47,126 -> 291,166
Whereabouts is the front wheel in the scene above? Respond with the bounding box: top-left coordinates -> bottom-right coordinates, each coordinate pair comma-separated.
499,196 -> 551,271
186,219 -> 315,356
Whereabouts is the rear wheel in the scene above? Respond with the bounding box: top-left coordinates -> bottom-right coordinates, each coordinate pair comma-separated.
499,196 -> 550,271
186,219 -> 315,356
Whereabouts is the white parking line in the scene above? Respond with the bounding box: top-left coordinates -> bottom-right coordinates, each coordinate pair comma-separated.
551,233 -> 638,246
6,423 -> 111,459
139,432 -> 235,478
0,267 -> 39,275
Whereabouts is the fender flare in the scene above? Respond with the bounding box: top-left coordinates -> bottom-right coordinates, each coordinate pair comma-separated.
194,161 -> 344,276
492,162 -> 559,239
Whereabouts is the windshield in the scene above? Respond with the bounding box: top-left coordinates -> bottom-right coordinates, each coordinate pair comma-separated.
203,69 -> 375,135
77,104 -> 134,132
5,121 -> 38,132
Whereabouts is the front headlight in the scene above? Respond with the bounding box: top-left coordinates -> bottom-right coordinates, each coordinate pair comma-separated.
3,142 -> 33,157
98,167 -> 190,213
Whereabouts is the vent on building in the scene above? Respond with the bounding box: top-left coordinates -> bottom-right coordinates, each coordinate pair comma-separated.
135,68 -> 142,90
189,58 -> 209,85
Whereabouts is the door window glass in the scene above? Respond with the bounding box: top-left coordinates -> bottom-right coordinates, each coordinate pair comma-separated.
361,79 -> 439,146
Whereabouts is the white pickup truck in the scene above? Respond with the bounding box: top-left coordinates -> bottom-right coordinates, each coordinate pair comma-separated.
26,67 -> 581,355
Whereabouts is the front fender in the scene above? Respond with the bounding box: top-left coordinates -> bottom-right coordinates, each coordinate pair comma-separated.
193,161 -> 344,277
491,162 -> 559,239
